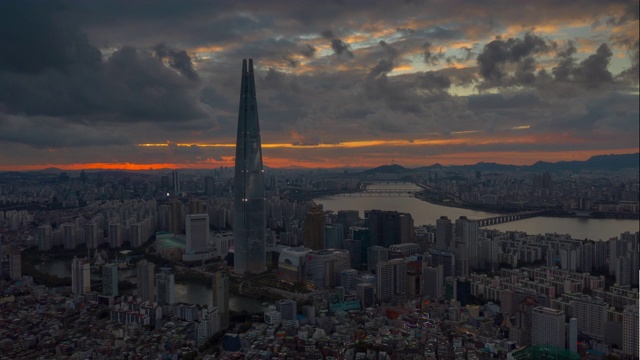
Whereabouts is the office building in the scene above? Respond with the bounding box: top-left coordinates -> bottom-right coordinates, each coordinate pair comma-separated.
172,170 -> 180,195
186,213 -> 209,254
455,216 -> 479,268
306,249 -> 350,290
357,283 -> 375,310
367,245 -> 388,273
213,271 -> 229,329
323,223 -> 344,249
276,298 -> 297,322
340,269 -> 359,293
233,59 -> 266,275
71,256 -> 90,297
303,205 -> 325,250
136,260 -> 156,304
531,306 -> 565,349
343,239 -> 362,269
102,263 -> 119,297
376,258 -> 408,304
278,246 -> 312,283
366,210 -> 413,248
435,216 -> 453,251
422,265 -> 444,299
337,210 -> 360,237
352,226 -> 370,267
156,267 -> 175,306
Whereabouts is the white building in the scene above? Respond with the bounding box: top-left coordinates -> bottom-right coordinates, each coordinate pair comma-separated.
71,256 -> 90,297
186,213 -> 210,254
570,295 -> 607,341
531,306 -> 565,349
136,260 -> 155,304
102,263 -> 118,297
376,258 -> 407,304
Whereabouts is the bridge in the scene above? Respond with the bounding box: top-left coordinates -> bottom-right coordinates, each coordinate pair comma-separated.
475,210 -> 545,227
334,189 -> 419,197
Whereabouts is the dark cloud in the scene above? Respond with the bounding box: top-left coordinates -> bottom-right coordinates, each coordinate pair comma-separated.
423,41 -> 445,65
322,30 -> 354,57
477,33 -> 549,85
299,44 -> 317,58
417,71 -> 451,90
0,2 -> 101,74
153,43 -> 199,81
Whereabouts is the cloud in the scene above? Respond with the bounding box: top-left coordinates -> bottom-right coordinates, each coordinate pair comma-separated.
322,30 -> 354,58
477,33 -> 550,86
153,43 -> 200,81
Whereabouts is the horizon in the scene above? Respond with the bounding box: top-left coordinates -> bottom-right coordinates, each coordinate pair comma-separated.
2,151 -> 637,173
0,2 -> 638,171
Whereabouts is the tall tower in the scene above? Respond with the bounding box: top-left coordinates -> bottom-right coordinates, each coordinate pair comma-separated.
71,256 -> 90,297
136,260 -> 156,304
303,205 -> 325,250
233,59 -> 266,275
212,271 -> 229,329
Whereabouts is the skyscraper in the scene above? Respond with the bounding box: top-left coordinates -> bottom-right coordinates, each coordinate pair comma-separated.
102,263 -> 119,297
212,271 -> 229,329
233,59 -> 266,275
136,260 -> 155,304
156,267 -> 175,306
303,205 -> 325,250
9,244 -> 21,281
186,213 -> 209,254
71,256 -> 90,297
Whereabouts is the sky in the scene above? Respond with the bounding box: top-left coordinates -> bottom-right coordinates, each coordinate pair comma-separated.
0,0 -> 638,171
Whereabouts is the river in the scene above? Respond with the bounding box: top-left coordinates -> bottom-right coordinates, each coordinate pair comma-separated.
314,183 -> 639,241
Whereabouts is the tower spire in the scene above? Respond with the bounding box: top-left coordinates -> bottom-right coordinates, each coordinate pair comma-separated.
233,59 -> 266,275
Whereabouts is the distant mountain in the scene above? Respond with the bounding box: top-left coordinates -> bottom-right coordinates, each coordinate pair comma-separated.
359,164 -> 415,175
364,153 -> 639,174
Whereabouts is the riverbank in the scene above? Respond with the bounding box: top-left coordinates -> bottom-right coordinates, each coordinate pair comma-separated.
414,191 -> 639,220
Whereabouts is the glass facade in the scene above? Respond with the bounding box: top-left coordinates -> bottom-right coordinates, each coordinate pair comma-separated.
233,59 -> 266,275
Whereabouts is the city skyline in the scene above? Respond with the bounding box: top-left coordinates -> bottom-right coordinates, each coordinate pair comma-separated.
0,1 -> 638,170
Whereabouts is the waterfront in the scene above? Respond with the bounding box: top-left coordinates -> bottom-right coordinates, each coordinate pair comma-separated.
315,183 -> 639,241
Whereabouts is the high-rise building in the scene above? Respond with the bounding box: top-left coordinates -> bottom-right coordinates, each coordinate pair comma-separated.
323,224 -> 343,249
37,225 -> 52,251
303,205 -> 325,250
85,222 -> 99,250
337,210 -> 360,237
233,59 -> 266,275
455,216 -> 478,268
367,245 -> 388,273
170,198 -> 184,235
102,263 -> 119,297
435,216 -> 453,251
156,267 -> 175,306
340,268 -> 359,293
622,305 -> 639,358
172,170 -> 181,195
306,249 -> 350,290
71,256 -> 90,297
422,265 -> 444,299
9,244 -> 21,281
531,306 -> 565,349
376,258 -> 408,304
186,213 -> 209,254
213,271 -> 229,329
352,226 -> 370,267
357,283 -> 375,310
343,239 -> 362,270
136,260 -> 156,304
276,298 -> 297,322
366,210 -> 414,248
570,295 -> 607,341
205,176 -> 216,196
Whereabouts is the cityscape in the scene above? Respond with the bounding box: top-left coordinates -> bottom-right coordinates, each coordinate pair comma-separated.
1,1 -> 639,360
